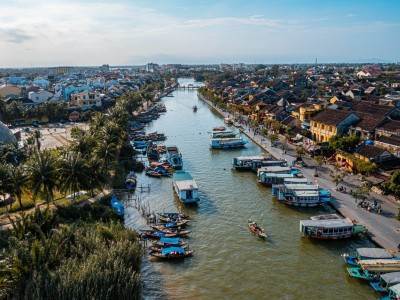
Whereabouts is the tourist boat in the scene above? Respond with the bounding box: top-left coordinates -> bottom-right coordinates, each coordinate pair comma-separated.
172,171 -> 199,204
125,171 -> 137,190
343,248 -> 394,267
166,146 -> 183,170
381,282 -> 400,299
150,246 -> 193,259
272,178 -> 309,196
370,272 -> 400,293
248,220 -> 267,239
274,183 -> 331,207
210,136 -> 247,149
193,105 -> 198,112
232,156 -> 286,172
153,237 -> 187,248
358,259 -> 400,273
110,195 -> 124,217
210,129 -> 238,139
299,214 -> 367,240
257,166 -> 301,186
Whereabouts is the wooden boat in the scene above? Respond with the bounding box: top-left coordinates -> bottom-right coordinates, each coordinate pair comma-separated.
212,126 -> 226,131
125,171 -> 137,190
158,212 -> 189,223
343,248 -> 394,267
150,246 -> 193,259
166,146 -> 183,170
382,282 -> 400,300
370,272 -> 400,293
347,266 -> 377,281
145,169 -> 162,178
152,219 -> 189,228
152,237 -> 187,247
150,226 -> 191,237
140,230 -> 178,239
248,220 -> 267,239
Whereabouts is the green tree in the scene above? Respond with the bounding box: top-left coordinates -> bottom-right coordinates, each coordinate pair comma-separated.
7,164 -> 28,209
27,150 -> 59,205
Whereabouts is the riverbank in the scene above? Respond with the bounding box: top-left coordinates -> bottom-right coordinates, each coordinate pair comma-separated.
198,91 -> 400,251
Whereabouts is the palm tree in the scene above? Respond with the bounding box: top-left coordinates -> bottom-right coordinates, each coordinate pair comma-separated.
58,151 -> 89,201
8,164 -> 28,209
27,150 -> 58,205
93,141 -> 118,173
0,163 -> 12,204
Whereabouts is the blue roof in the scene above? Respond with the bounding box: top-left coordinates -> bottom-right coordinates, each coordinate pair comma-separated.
161,247 -> 185,255
173,171 -> 193,181
159,237 -> 180,245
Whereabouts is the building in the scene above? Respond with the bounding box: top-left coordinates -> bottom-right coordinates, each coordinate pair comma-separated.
0,85 -> 21,98
28,90 -> 54,104
375,135 -> 400,157
354,144 -> 393,164
69,91 -> 102,110
310,109 -> 359,143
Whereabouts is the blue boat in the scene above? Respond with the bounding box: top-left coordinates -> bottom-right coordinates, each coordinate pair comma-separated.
110,195 -> 124,217
166,146 -> 183,170
150,246 -> 193,259
157,237 -> 185,247
370,272 -> 400,293
172,171 -> 199,204
274,183 -> 330,207
381,282 -> 400,300
125,171 -> 137,190
210,136 -> 247,149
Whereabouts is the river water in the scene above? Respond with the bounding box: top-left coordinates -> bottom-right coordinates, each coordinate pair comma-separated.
126,78 -> 375,300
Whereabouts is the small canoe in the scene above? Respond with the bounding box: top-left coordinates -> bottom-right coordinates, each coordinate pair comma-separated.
153,220 -> 189,228
150,227 -> 191,237
158,213 -> 189,222
146,170 -> 162,178
150,246 -> 193,259
140,230 -> 178,239
248,219 -> 267,239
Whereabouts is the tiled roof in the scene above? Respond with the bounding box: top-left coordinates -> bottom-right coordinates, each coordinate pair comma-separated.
311,109 -> 353,126
356,144 -> 387,158
352,101 -> 393,116
354,113 -> 386,132
378,120 -> 400,133
376,135 -> 400,147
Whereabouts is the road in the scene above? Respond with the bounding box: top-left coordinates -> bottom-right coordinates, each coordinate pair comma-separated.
202,96 -> 400,251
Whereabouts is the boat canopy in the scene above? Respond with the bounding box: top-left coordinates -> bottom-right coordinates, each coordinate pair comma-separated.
300,219 -> 353,228
258,166 -> 291,173
389,283 -> 400,296
235,155 -> 268,161
161,247 -> 185,255
310,214 -> 341,220
356,248 -> 393,259
263,173 -> 295,178
381,272 -> 400,285
175,180 -> 198,191
293,190 -> 319,197
283,178 -> 308,184
159,237 -> 180,244
284,184 -> 319,190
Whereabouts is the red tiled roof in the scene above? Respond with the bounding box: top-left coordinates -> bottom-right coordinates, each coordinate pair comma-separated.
311,109 -> 353,126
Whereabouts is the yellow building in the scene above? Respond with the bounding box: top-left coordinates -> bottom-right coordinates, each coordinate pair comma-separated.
310,109 -> 359,143
292,103 -> 323,122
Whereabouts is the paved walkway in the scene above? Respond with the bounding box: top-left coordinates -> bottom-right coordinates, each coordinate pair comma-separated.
201,95 -> 400,251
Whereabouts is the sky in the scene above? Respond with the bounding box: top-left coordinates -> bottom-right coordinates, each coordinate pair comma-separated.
0,0 -> 399,67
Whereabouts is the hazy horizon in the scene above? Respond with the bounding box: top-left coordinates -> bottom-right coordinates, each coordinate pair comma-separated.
1,0 -> 399,68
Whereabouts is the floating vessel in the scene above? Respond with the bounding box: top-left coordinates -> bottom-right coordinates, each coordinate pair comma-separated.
343,248 -> 394,267
381,282 -> 400,299
158,212 -> 190,223
166,146 -> 183,170
125,171 -> 137,190
248,220 -> 267,239
172,171 -> 199,204
141,230 -> 179,239
299,214 -> 366,240
272,178 -> 309,196
211,129 -> 238,139
359,259 -> 400,273
370,272 -> 400,293
150,226 -> 191,237
274,183 -> 331,207
150,246 -> 193,259
232,156 -> 286,172
257,166 -> 301,186
210,136 -> 247,149
110,195 -> 124,217
152,237 -> 187,248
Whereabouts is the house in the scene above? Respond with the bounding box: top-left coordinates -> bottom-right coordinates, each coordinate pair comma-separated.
0,85 -> 21,98
69,91 -> 102,110
376,119 -> 400,137
28,90 -> 54,104
310,109 -> 360,143
354,144 -> 393,164
375,135 -> 400,157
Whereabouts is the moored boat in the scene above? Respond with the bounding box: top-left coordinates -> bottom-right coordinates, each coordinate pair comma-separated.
232,156 -> 286,172
125,171 -> 137,190
166,146 -> 183,170
299,214 -> 367,240
150,246 -> 193,259
274,183 -> 331,207
343,248 -> 394,267
140,230 -> 179,239
359,259 -> 400,273
172,171 -> 199,204
370,272 -> 400,293
381,282 -> 400,299
248,219 -> 267,239
158,212 -> 190,223
153,237 -> 187,247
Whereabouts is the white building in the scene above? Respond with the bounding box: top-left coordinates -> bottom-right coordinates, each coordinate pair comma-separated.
28,90 -> 54,104
70,91 -> 102,110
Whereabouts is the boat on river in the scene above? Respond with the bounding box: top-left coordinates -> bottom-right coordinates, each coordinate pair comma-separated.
343,248 -> 394,267
110,195 -> 124,217
172,171 -> 199,204
359,259 -> 400,273
141,230 -> 179,239
232,156 -> 286,172
248,220 -> 267,239
274,183 -> 331,207
125,171 -> 137,190
370,272 -> 400,293
381,282 -> 400,299
299,214 -> 366,240
150,226 -> 191,237
166,146 -> 183,170
257,166 -> 301,186
210,136 -> 247,149
153,237 -> 187,247
211,129 -> 238,139
158,212 -> 190,223
272,178 -> 309,196
150,246 -> 193,259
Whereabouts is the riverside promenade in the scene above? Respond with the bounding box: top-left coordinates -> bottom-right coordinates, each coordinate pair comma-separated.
200,94 -> 400,251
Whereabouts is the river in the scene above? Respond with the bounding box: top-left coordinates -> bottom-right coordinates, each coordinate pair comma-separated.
125,78 -> 375,300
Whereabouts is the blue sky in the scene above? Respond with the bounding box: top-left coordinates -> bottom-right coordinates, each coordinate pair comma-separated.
0,0 -> 399,67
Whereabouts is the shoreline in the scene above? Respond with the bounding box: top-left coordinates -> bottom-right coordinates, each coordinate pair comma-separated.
198,91 -> 399,251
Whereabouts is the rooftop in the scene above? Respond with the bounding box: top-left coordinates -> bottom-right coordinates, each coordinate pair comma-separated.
311,109 -> 353,126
